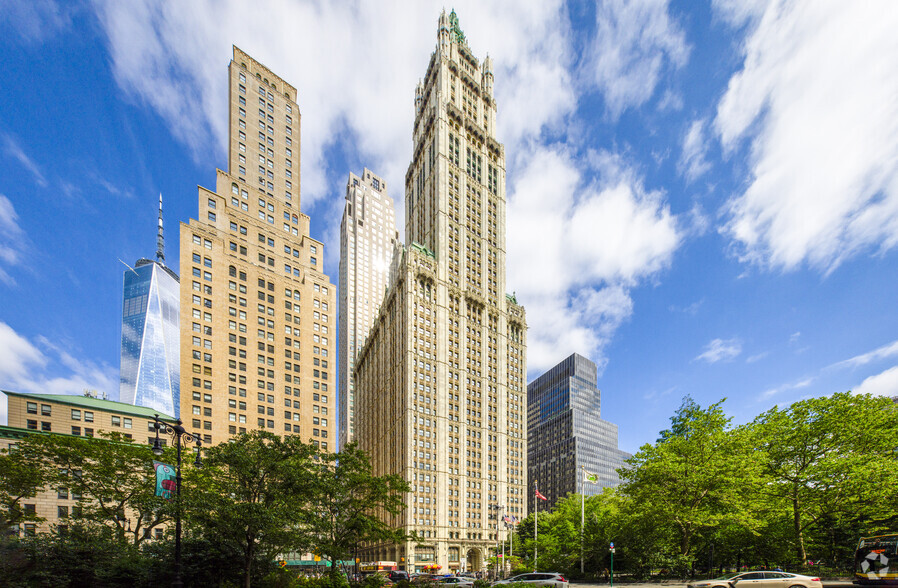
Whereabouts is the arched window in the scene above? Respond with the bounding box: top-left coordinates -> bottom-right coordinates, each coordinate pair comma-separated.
229,265 -> 237,277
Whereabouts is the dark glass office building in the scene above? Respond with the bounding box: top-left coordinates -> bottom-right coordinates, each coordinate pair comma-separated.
527,353 -> 630,508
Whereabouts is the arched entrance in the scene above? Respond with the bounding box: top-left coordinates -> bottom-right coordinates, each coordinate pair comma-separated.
465,548 -> 482,572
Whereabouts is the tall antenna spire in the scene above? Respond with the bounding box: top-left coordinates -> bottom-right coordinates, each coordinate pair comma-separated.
156,193 -> 165,264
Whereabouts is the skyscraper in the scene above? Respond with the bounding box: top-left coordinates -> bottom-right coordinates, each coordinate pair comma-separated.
354,11 -> 528,573
339,169 -> 399,450
179,47 -> 336,446
120,195 -> 180,417
527,353 -> 630,508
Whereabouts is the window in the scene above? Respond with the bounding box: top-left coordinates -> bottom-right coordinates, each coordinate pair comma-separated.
71,426 -> 81,435
123,418 -> 132,429
84,411 -> 94,423
26,402 -> 37,414
111,416 -> 121,427
41,404 -> 52,416
41,422 -> 51,432
71,409 -> 81,420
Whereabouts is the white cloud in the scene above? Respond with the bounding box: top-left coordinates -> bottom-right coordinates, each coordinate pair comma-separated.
0,194 -> 26,284
831,339 -> 898,370
0,0 -> 74,45
2,134 -> 47,187
92,1 -> 683,377
584,0 -> 689,117
715,0 -> 898,272
0,322 -> 117,425
507,147 -> 681,373
695,337 -> 742,363
854,365 -> 898,397
93,0 -> 573,215
760,375 -> 814,400
678,119 -> 711,182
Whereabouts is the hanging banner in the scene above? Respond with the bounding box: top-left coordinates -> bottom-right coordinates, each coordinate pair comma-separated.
154,461 -> 177,500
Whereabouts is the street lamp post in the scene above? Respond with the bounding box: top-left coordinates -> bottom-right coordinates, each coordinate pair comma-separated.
152,415 -> 202,588
488,504 -> 504,580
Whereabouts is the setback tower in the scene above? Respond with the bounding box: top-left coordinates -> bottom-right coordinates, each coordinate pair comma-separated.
355,11 -> 528,573
178,47 -> 336,446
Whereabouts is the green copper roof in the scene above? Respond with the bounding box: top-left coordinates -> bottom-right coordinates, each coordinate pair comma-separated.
449,9 -> 467,46
506,293 -> 518,305
409,242 -> 436,259
2,390 -> 174,421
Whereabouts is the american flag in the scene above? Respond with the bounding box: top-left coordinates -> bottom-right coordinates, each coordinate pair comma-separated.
503,514 -> 512,524
535,489 -> 548,501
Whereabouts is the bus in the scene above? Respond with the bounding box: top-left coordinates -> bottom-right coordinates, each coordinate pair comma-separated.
856,534 -> 898,585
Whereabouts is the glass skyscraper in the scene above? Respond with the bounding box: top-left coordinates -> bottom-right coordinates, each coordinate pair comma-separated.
120,196 -> 180,417
527,353 -> 630,507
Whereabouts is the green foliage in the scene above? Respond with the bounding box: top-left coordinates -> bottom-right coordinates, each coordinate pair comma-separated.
183,429 -> 317,588
17,431 -> 171,544
748,392 -> 898,563
620,397 -> 763,558
304,443 -> 410,567
0,439 -> 52,534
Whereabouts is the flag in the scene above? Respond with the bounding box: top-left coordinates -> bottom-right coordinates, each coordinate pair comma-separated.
535,489 -> 548,501
503,514 -> 512,524
154,461 -> 176,500
584,471 -> 599,484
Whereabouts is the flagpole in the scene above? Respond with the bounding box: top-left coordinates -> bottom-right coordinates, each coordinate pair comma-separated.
534,480 -> 538,572
581,466 -> 585,574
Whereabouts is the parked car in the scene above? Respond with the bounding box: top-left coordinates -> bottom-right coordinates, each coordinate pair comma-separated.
493,573 -> 568,587
440,578 -> 474,587
390,571 -> 410,583
687,571 -> 822,588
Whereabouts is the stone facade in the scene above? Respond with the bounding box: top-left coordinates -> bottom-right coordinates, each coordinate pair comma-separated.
2,390 -> 174,536
178,47 -> 336,447
354,11 -> 528,574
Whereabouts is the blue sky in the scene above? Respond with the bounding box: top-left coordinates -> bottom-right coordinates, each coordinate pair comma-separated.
1,0 -> 897,454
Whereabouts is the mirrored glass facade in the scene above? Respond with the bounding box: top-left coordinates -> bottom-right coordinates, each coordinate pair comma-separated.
120,260 -> 180,417
527,353 -> 630,507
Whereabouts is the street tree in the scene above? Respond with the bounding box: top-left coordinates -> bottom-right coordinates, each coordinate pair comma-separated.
749,392 -> 898,563
19,431 -> 169,545
0,434 -> 53,536
619,397 -> 762,566
305,442 -> 410,572
182,430 -> 317,588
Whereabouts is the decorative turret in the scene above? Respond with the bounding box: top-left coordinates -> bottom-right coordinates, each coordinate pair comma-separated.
483,54 -> 494,97
156,193 -> 165,264
439,9 -> 450,50
415,79 -> 424,115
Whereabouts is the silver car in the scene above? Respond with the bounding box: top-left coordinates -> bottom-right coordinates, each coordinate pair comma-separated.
493,573 -> 569,588
688,571 -> 823,588
440,578 -> 475,587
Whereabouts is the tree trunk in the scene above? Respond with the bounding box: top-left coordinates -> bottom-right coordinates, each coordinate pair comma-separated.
245,537 -> 255,588
792,490 -> 806,563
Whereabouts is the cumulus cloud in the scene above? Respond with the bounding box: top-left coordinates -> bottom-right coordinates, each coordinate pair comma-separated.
584,0 -> 689,117
92,0 -> 685,376
507,147 -> 681,372
715,0 -> 898,272
854,365 -> 898,397
93,0 -> 573,211
695,337 -> 742,363
0,322 -> 117,425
